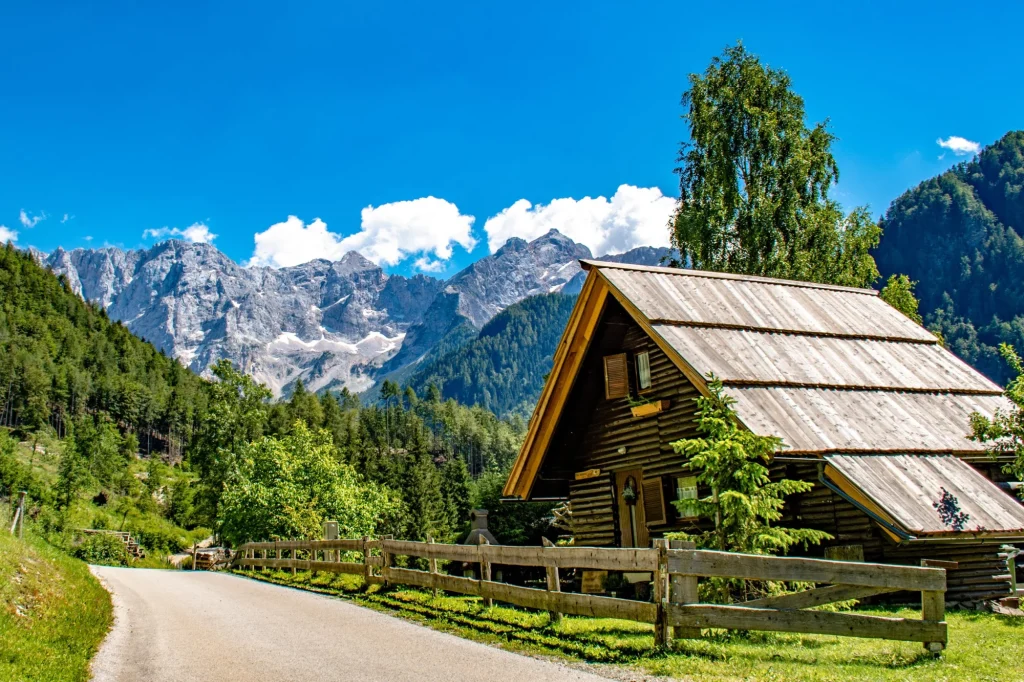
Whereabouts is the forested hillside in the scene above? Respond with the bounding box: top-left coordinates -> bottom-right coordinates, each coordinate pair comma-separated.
0,245 -> 548,558
0,244 -> 207,453
404,294 -> 576,418
875,131 -> 1024,385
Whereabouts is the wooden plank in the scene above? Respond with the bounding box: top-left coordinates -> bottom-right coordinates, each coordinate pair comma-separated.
482,581 -> 658,623
921,588 -> 947,652
653,539 -> 669,647
741,585 -> 898,610
669,540 -> 700,640
385,567 -> 483,596
480,545 -> 659,572
542,538 -> 561,624
310,539 -> 366,552
666,605 -> 947,643
275,540 -> 310,550
383,539 -> 481,563
306,561 -> 366,575
668,550 -> 947,592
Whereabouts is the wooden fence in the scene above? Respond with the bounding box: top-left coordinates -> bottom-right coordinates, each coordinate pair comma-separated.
231,537 -> 949,652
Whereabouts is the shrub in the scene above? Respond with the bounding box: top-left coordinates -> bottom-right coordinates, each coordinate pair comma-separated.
73,533 -> 131,566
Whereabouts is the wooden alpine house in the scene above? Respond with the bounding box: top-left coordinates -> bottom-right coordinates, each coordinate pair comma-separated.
503,260 -> 1024,605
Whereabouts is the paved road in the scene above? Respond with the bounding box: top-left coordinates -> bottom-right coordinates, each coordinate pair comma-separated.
90,567 -> 612,682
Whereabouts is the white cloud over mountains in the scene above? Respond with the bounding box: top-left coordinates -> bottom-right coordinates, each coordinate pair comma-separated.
247,185 -> 676,271
0,226 -> 17,244
937,136 -> 981,156
249,197 -> 476,270
482,185 -> 675,256
143,223 -> 217,244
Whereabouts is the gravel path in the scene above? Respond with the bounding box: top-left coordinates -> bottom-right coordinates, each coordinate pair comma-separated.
89,567 -> 612,682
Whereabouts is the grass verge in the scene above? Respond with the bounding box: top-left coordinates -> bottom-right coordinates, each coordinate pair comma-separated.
0,532 -> 113,682
235,568 -> 1023,682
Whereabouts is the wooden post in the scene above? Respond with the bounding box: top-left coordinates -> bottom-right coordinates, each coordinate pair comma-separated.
542,537 -> 561,624
16,491 -> 25,539
653,538 -> 670,647
382,535 -> 393,587
427,536 -> 438,598
478,534 -> 493,608
191,542 -> 197,571
362,536 -> 371,585
921,560 -> 948,654
291,545 -> 297,576
669,539 -> 700,641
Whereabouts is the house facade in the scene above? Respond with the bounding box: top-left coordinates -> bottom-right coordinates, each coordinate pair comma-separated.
503,260 -> 1024,604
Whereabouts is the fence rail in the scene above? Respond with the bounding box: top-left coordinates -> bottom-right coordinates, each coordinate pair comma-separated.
230,536 -> 948,652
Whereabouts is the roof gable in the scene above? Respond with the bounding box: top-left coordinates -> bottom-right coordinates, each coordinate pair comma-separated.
504,261 -> 1012,500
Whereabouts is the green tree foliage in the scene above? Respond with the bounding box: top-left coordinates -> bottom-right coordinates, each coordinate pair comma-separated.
0,244 -> 207,450
189,360 -> 271,526
218,421 -> 401,544
672,43 -> 880,288
669,379 -> 831,556
406,294 -> 576,417
875,131 -> 1024,385
880,274 -> 923,324
470,468 -> 554,546
971,344 -> 1024,491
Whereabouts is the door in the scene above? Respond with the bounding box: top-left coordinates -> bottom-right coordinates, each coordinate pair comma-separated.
615,469 -> 648,547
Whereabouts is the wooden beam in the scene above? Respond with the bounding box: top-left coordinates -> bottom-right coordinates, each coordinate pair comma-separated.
669,550 -> 947,592
504,273 -> 609,499
482,581 -> 657,623
741,585 -> 898,610
668,540 -> 700,641
542,538 -> 561,624
666,605 -> 947,643
479,545 -> 659,572
383,539 -> 480,562
384,567 -> 483,596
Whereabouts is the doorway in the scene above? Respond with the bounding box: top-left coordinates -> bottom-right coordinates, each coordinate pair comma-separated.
615,469 -> 648,547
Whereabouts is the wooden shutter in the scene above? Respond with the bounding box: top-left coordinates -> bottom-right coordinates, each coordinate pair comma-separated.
641,476 -> 666,526
603,353 -> 628,399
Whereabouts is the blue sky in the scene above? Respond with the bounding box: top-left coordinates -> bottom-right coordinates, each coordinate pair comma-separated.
2,2 -> 1021,276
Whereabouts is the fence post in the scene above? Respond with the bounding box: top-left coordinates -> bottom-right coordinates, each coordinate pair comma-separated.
653,538 -> 670,647
361,536 -> 371,585
427,536 -> 438,598
478,534 -> 493,608
921,560 -> 947,654
382,535 -> 394,587
542,537 -> 562,624
669,539 -> 700,642
17,491 -> 25,539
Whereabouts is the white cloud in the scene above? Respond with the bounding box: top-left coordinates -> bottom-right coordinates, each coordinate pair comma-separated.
84,235 -> 93,242
143,222 -> 217,244
937,136 -> 981,156
19,209 -> 45,228
0,226 -> 17,243
482,185 -> 676,256
61,213 -> 74,224
249,198 -> 476,271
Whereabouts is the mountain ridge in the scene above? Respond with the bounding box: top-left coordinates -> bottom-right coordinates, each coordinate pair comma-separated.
43,231 -> 674,396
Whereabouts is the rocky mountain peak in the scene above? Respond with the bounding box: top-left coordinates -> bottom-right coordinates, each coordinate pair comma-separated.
45,232 -> 673,397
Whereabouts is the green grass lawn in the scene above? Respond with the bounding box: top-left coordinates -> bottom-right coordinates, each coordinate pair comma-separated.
0,532 -> 113,682
237,568 -> 1023,682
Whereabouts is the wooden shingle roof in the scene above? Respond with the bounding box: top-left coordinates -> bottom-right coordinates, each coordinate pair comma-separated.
503,260 -> 1012,500
591,260 -> 1008,458
824,455 -> 1024,539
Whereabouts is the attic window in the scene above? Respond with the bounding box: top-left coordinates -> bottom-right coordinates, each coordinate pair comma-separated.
603,353 -> 629,399
636,351 -> 651,390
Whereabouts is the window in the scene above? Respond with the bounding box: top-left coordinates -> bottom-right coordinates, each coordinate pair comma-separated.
635,351 -> 651,390
603,353 -> 628,399
675,475 -> 699,519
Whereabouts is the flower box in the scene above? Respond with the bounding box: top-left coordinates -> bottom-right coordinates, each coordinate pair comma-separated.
630,400 -> 669,418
